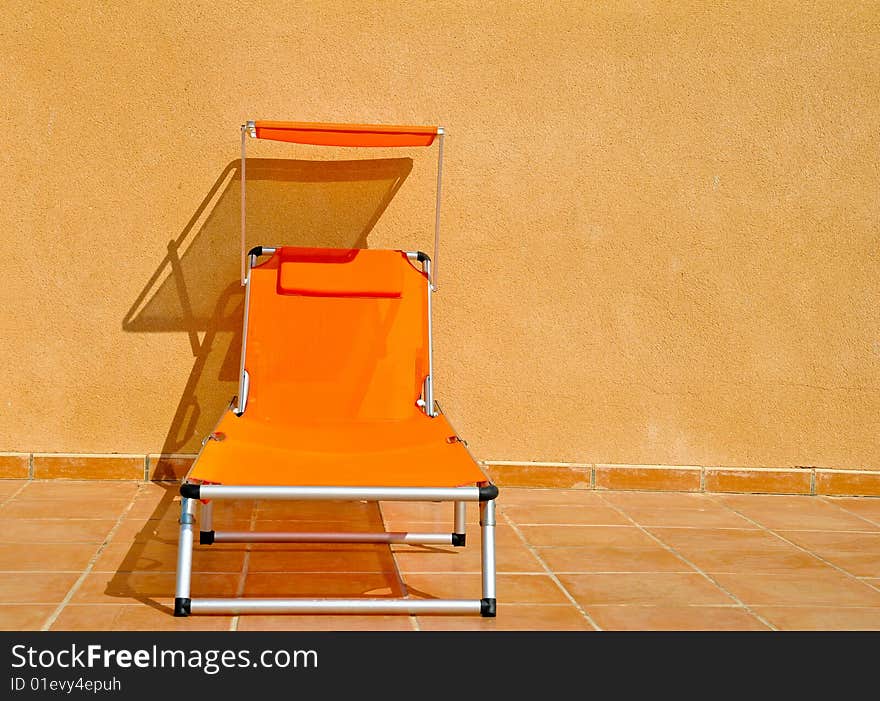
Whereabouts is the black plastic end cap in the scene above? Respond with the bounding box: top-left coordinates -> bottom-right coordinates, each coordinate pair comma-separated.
180,483 -> 201,499
200,530 -> 215,545
480,598 -> 496,618
451,533 -> 466,547
247,245 -> 263,257
173,597 -> 191,617
478,484 -> 499,501
416,251 -> 431,263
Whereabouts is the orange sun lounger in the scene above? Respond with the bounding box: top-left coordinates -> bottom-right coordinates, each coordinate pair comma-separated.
174,121 -> 498,618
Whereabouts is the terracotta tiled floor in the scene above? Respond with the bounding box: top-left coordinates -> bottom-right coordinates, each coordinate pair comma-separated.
2,480 -> 880,631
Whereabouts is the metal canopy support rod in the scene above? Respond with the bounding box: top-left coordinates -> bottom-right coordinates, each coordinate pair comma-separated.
432,128 -> 444,291
240,124 -> 247,286
240,120 -> 257,286
424,256 -> 437,416
234,252 -> 252,415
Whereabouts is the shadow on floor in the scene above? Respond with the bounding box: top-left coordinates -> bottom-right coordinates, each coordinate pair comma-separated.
104,486 -> 407,614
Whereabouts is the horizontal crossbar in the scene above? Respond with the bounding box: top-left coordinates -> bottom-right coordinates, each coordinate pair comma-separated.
212,531 -> 453,545
183,484 -> 498,502
189,598 -> 483,615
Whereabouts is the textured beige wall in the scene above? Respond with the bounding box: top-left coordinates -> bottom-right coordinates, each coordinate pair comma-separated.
2,2 -> 879,468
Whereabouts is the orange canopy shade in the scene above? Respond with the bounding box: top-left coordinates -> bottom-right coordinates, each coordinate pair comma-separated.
189,247 -> 486,488
253,121 -> 439,148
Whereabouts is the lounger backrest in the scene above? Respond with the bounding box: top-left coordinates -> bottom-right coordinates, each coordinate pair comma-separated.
243,247 -> 430,422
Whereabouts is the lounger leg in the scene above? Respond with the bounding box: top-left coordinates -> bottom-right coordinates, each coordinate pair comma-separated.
200,499 -> 215,545
174,496 -> 196,617
453,501 -> 467,546
479,498 -> 497,617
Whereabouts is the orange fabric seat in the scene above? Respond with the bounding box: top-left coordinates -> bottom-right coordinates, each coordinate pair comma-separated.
189,412 -> 483,487
187,246 -> 486,489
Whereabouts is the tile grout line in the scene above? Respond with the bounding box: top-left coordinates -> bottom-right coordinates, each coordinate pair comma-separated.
706,494 -> 880,596
817,495 -> 880,530
594,492 -> 777,630
0,481 -> 31,507
40,484 -> 142,631
379,503 -> 420,631
499,510 -> 602,630
230,504 -> 259,631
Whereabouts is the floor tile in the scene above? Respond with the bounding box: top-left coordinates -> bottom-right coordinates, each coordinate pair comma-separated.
383,522 -> 518,543
493,488 -> 604,506
588,605 -> 769,631
3,484 -> 879,631
537,545 -> 689,573
0,572 -> 80,603
619,507 -> 757,529
518,525 -> 657,548
416,604 -> 595,631
257,500 -> 384,523
0,499 -> 132,520
711,571 -> 880,607
73,571 -> 242,603
50,604 -> 233,631
558,573 -> 733,606
753,606 -> 880,630
0,518 -> 117,543
648,528 -> 828,573
0,543 -> 100,571
607,495 -> 757,528
391,540 -> 542,573
403,573 -> 569,603
824,497 -> 880,526
0,481 -> 28,500
502,504 -> 630,526
716,494 -> 878,531
0,605 -> 55,631
246,544 -> 397,573
601,491 -> 722,510
17,481 -> 141,501
243,572 -> 402,598
777,530 -> 880,577
378,501 -> 480,524
236,615 -> 415,631
91,541 -> 245,573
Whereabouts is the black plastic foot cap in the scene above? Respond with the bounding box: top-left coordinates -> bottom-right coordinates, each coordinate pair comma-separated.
200,530 -> 215,545
478,484 -> 499,501
174,597 -> 191,617
180,483 -> 201,499
451,533 -> 466,547
480,598 -> 496,617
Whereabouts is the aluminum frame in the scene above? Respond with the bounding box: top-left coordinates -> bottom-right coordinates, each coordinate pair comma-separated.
176,122 -> 492,618
175,483 -> 497,617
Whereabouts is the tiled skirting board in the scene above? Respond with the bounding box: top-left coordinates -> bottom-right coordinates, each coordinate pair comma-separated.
0,454 -> 194,482
1,453 -> 879,497
483,462 -> 880,497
